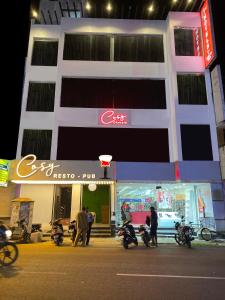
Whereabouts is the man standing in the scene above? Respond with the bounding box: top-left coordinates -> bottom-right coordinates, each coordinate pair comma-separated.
86,207 -> 94,246
73,207 -> 88,247
150,206 -> 158,247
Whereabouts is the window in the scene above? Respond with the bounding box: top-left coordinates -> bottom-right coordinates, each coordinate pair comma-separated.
60,78 -> 166,109
180,125 -> 213,160
63,34 -> 110,61
57,127 -> 169,162
26,82 -> 55,111
21,129 -> 52,160
174,28 -> 203,56
31,40 -> 58,66
177,74 -> 207,105
114,35 -> 164,62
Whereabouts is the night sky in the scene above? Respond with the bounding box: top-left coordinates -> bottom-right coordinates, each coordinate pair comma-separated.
1,0 -> 224,161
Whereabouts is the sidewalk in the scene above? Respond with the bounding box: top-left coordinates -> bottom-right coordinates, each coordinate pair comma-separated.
38,236 -> 225,247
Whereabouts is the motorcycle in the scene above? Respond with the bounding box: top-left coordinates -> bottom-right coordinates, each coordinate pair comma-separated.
11,218 -> 31,243
138,224 -> 150,247
174,216 -> 194,248
51,219 -> 64,246
118,220 -> 138,249
0,223 -> 19,266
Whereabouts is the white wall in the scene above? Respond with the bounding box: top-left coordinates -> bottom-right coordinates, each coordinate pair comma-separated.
17,13 -> 219,165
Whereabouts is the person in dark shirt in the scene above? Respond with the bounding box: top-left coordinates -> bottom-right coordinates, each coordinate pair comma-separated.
150,206 -> 158,247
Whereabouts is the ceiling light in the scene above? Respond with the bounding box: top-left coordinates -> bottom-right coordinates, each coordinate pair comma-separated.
85,2 -> 91,11
148,5 -> 154,13
106,3 -> 112,12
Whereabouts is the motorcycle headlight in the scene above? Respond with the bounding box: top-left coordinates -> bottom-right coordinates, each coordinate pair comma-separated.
5,229 -> 12,239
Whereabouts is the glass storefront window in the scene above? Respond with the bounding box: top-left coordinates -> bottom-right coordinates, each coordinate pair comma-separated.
116,183 -> 215,229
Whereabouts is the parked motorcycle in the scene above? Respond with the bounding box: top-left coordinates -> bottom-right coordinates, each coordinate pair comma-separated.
138,224 -> 150,247
11,218 -> 31,243
51,219 -> 64,246
0,223 -> 19,266
174,216 -> 194,248
118,220 -> 138,249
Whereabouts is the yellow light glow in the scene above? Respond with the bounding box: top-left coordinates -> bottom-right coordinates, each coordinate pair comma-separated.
85,2 -> 91,11
148,5 -> 154,12
106,3 -> 112,12
188,0 -> 193,3
173,0 -> 178,3
32,10 -> 38,18
11,180 -> 115,185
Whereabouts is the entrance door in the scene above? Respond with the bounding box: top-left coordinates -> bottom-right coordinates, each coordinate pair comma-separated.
82,184 -> 110,224
53,185 -> 72,225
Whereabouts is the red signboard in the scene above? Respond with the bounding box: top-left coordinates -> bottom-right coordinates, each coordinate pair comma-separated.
200,0 -> 215,68
99,110 -> 128,125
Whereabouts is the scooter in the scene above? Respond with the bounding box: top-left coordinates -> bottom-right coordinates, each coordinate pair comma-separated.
51,219 -> 64,246
138,224 -> 150,247
118,220 -> 138,249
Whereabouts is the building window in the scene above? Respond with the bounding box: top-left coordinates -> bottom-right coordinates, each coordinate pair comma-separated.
21,129 -> 52,160
63,34 -> 110,61
177,74 -> 207,105
57,127 -> 169,162
180,125 -> 213,160
114,35 -> 164,62
174,28 -> 203,56
60,78 -> 166,109
26,82 -> 55,111
31,40 -> 58,66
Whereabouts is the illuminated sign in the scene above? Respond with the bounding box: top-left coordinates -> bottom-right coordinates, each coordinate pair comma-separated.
193,28 -> 202,57
99,110 -> 128,125
0,159 -> 10,187
200,0 -> 215,67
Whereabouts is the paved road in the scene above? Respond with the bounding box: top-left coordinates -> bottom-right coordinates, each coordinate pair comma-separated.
1,239 -> 225,300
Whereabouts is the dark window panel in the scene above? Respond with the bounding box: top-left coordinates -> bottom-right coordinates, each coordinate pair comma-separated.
174,29 -> 195,56
180,125 -> 213,160
114,35 -> 164,62
26,82 -> 55,111
31,40 -> 58,66
60,78 -> 166,109
21,129 -> 52,160
63,34 -> 110,61
57,127 -> 169,162
177,74 -> 207,105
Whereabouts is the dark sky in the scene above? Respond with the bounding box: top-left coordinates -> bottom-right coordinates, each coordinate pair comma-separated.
1,0 -> 224,161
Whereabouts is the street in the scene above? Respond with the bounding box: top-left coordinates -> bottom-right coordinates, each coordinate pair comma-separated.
0,238 -> 225,300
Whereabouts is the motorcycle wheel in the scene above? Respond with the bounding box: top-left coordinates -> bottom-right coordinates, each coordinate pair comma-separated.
0,242 -> 19,266
175,234 -> 182,245
201,228 -> 212,241
123,240 -> 128,249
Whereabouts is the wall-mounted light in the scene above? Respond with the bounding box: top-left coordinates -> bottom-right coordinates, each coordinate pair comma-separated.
85,1 -> 91,11
148,4 -> 154,13
106,3 -> 112,12
32,10 -> 38,18
88,183 -> 97,191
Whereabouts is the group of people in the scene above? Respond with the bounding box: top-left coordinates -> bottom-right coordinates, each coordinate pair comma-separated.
121,201 -> 158,247
71,207 -> 94,247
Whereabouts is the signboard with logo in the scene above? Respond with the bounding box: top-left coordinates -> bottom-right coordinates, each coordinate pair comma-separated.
0,159 -> 10,187
99,110 -> 130,126
200,0 -> 216,68
9,154 -> 115,182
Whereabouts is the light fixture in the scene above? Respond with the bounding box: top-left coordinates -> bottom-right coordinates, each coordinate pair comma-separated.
188,0 -> 193,3
88,183 -> 97,191
85,1 -> 91,11
32,10 -> 38,18
99,155 -> 112,179
148,4 -> 154,13
106,3 -> 112,12
173,0 -> 178,3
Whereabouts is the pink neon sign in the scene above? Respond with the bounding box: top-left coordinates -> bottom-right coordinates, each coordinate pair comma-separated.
100,110 -> 128,125
200,0 -> 215,68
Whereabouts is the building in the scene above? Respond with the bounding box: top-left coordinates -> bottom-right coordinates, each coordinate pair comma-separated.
3,0 -> 225,234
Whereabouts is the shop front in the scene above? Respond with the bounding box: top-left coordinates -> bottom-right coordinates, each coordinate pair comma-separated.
9,156 -> 221,234
9,155 -> 115,231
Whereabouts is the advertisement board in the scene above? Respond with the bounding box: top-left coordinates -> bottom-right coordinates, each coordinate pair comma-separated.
0,159 -> 10,187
